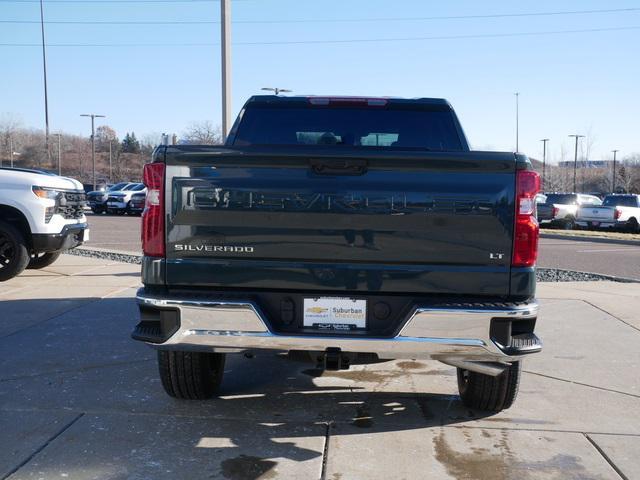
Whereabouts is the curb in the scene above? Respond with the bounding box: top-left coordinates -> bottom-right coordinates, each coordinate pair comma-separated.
540,232 -> 640,247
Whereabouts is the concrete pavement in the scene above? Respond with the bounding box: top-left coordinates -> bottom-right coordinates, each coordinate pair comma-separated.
0,255 -> 638,479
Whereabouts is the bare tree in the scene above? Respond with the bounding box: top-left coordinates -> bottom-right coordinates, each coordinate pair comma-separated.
95,125 -> 118,150
0,114 -> 23,166
140,132 -> 164,155
181,121 -> 223,145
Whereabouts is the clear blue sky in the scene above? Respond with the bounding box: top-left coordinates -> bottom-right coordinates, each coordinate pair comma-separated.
1,0 -> 639,162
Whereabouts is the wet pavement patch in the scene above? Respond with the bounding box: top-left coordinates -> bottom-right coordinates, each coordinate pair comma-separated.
433,428 -> 608,480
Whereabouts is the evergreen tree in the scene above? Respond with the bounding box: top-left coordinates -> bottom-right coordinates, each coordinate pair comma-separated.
121,132 -> 141,154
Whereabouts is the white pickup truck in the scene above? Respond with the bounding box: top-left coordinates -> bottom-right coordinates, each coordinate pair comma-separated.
0,167 -> 89,281
537,193 -> 602,229
576,194 -> 640,232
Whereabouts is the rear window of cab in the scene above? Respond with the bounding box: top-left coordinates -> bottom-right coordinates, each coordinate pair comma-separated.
232,105 -> 463,151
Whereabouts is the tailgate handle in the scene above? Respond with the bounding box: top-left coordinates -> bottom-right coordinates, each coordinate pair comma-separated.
310,158 -> 368,175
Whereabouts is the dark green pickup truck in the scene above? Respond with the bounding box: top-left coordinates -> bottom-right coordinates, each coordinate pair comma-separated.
133,95 -> 541,412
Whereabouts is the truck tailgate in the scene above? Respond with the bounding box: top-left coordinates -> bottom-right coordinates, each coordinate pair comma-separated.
164,147 -> 517,296
536,204 -> 554,221
578,206 -> 615,222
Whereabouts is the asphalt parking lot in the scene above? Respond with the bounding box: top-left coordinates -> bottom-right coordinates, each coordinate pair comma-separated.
83,213 -> 640,280
0,254 -> 639,479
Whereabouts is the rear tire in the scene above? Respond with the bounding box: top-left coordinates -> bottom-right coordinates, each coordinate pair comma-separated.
0,221 -> 30,282
627,218 -> 639,233
27,251 -> 62,269
457,361 -> 521,412
562,217 -> 575,230
158,350 -> 226,399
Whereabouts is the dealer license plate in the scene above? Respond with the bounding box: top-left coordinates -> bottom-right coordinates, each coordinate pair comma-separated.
303,297 -> 366,331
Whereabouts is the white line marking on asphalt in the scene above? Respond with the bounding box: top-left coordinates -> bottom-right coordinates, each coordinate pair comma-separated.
576,248 -> 640,253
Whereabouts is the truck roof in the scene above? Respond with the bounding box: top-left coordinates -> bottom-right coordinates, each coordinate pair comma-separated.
245,95 -> 453,108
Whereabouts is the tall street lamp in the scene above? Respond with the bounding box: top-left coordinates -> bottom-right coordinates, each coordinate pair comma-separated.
540,138 -> 549,189
568,134 -> 584,193
80,114 -> 105,190
261,87 -> 292,96
612,149 -> 619,193
39,0 -> 50,157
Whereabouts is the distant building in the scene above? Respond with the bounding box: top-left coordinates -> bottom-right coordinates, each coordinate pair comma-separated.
557,160 -> 612,169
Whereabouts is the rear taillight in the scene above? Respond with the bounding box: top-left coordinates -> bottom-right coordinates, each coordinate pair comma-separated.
142,162 -> 165,257
512,170 -> 541,267
614,208 -> 622,220
552,206 -> 559,217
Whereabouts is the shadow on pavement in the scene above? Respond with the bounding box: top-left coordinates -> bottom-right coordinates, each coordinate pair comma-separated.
0,296 -> 510,479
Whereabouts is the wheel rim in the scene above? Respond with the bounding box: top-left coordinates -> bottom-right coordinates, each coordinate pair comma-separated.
0,232 -> 16,270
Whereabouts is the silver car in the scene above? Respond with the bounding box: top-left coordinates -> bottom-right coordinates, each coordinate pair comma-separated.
106,183 -> 147,214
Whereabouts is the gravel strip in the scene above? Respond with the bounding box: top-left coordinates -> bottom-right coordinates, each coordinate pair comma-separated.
65,248 -> 637,283
66,247 -> 142,265
536,268 -> 637,283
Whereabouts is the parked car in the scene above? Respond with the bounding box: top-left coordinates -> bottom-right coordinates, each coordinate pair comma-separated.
537,193 -> 602,229
576,194 -> 640,232
128,192 -> 146,215
106,183 -> 146,214
82,182 -> 109,194
87,182 -> 132,214
132,95 -> 542,412
0,167 -> 88,280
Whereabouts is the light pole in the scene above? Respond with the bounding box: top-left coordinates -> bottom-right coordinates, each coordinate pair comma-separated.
54,133 -> 62,175
109,140 -> 113,183
39,0 -> 50,157
9,137 -> 14,167
80,114 -> 105,190
261,87 -> 292,96
540,138 -> 549,189
221,0 -> 232,141
612,149 -> 619,193
514,92 -> 520,152
568,134 -> 584,193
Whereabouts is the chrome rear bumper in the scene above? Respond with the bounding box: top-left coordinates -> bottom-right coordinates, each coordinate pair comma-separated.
135,290 -> 540,364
